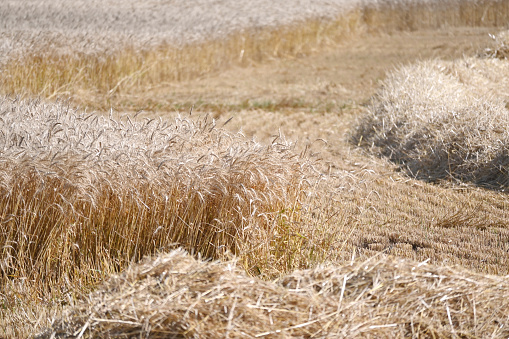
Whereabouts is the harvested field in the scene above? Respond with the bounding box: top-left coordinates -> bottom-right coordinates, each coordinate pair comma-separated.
1,0 -> 509,338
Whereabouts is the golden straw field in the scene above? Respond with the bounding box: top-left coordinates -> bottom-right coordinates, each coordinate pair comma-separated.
1,0 -> 509,337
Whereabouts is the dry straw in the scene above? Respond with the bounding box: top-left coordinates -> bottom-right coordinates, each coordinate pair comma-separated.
353,54 -> 509,189
38,248 -> 509,338
0,96 -> 322,297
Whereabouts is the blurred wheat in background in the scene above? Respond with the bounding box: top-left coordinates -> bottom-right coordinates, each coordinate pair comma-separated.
0,0 -> 507,108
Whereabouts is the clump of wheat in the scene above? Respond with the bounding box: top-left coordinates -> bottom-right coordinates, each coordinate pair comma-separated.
353,56 -> 509,188
38,248 -> 509,338
482,30 -> 509,59
0,96 -> 321,296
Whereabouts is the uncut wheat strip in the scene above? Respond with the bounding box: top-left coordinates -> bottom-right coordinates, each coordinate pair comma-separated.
0,96 -> 323,300
0,0 -> 361,65
2,0 -> 508,102
0,97 -> 312,199
0,0 -> 505,74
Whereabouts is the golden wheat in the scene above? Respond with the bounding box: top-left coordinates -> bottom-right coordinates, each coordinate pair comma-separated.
482,29 -> 509,59
0,96 -> 327,297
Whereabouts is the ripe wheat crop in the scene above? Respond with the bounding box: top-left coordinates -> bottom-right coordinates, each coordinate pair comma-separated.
0,96 -> 328,300
483,29 -> 509,59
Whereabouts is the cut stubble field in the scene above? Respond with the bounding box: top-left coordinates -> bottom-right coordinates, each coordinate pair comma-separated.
1,0 -> 509,337
137,26 -> 509,273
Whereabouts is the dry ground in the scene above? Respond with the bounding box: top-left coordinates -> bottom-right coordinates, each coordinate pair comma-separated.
122,27 -> 495,113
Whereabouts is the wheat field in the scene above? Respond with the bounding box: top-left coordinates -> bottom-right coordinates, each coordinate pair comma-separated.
1,0 -> 509,338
